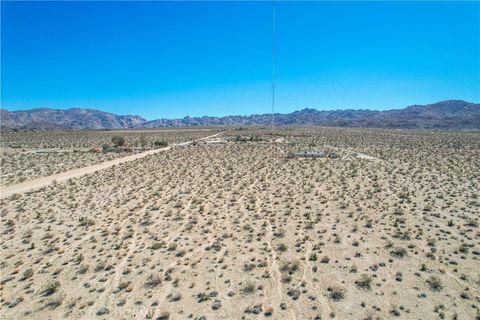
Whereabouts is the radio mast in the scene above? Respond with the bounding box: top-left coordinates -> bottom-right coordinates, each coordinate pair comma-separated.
271,1 -> 276,131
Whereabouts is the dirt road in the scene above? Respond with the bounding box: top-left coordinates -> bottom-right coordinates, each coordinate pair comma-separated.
0,131 -> 225,199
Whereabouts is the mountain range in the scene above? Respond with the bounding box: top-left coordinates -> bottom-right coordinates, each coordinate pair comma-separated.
1,100 -> 479,130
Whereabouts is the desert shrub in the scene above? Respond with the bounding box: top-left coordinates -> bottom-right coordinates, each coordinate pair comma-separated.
78,264 -> 89,274
102,144 -> 113,152
273,228 -> 285,238
79,217 -> 95,227
264,306 -> 274,316
175,249 -> 186,257
241,282 -> 256,295
75,253 -> 84,264
151,242 -> 162,250
144,275 -> 162,289
96,307 -> 110,316
426,276 -> 443,291
20,268 -> 34,281
466,218 -> 478,227
243,263 -> 256,272
118,280 -> 131,291
45,295 -> 64,310
40,281 -> 60,296
458,244 -> 469,254
328,286 -> 346,301
7,297 -> 23,308
355,274 -> 372,290
111,136 -> 125,147
320,256 -> 330,263
390,246 -> 407,258
390,305 -> 401,317
154,140 -> 168,147
167,292 -> 182,302
460,292 -> 470,299
196,292 -> 210,303
138,135 -> 148,148
287,288 -> 301,300
281,275 -> 292,283
280,260 -> 299,274
94,262 -> 106,272
156,312 -> 170,320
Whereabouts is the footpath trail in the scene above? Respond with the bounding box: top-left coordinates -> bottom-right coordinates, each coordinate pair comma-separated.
0,131 -> 225,199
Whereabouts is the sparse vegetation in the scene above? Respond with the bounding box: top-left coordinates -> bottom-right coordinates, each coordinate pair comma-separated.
1,127 -> 479,319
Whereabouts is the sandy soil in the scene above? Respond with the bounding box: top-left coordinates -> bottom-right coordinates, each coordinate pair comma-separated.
0,127 -> 479,320
0,132 -> 225,198
1,129 -> 224,186
0,151 -> 125,187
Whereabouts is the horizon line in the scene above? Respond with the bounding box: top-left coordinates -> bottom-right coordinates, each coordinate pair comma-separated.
1,99 -> 478,121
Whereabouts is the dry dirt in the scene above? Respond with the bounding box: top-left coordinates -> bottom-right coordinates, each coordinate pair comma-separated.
0,128 -> 224,186
0,131 -> 224,198
0,127 -> 479,320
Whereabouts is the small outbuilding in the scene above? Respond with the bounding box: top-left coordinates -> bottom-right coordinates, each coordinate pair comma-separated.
287,151 -> 339,159
287,151 -> 326,159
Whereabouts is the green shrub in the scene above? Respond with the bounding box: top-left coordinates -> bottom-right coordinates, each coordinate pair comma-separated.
111,136 -> 125,147
154,140 -> 168,147
102,144 -> 113,152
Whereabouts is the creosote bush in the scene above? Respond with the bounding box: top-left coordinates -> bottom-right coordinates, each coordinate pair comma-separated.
111,136 -> 126,147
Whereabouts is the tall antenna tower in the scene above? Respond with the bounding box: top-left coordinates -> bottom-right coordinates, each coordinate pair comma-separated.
271,1 -> 276,131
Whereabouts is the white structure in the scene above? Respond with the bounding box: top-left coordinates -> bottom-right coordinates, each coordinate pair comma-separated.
287,151 -> 338,159
287,151 -> 326,158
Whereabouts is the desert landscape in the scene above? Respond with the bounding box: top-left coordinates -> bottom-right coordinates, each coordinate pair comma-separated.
0,129 -> 223,186
3,0 -> 479,319
1,127 -> 479,320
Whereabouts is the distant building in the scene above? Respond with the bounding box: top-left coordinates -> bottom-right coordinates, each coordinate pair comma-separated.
287,151 -> 326,158
287,151 -> 338,159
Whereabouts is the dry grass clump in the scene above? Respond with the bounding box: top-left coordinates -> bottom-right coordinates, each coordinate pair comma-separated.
355,274 -> 373,290
39,281 -> 60,297
144,274 -> 162,289
426,276 -> 443,292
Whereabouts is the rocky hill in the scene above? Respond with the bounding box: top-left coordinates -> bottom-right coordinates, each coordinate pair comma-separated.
0,108 -> 146,130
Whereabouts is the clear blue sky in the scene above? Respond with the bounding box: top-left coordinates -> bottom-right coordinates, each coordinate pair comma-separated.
2,1 -> 479,120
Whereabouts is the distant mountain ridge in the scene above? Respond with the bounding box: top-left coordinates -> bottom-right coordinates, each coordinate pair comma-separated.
0,108 -> 146,130
1,100 -> 479,130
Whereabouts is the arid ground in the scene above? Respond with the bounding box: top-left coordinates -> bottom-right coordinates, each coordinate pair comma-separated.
1,127 -> 479,320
